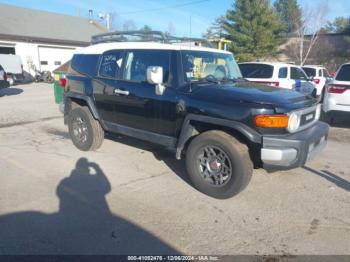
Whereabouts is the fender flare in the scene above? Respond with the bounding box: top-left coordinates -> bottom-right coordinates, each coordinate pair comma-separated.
64,92 -> 100,119
63,92 -> 107,129
175,114 -> 262,159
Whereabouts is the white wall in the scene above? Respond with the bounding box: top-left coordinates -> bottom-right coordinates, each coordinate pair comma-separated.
0,40 -> 80,76
15,42 -> 40,75
38,45 -> 75,72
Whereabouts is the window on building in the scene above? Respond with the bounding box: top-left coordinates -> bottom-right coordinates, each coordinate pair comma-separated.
40,61 -> 48,65
54,61 -> 61,66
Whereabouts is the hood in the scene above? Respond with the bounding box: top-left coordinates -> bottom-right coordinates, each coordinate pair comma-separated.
190,82 -> 317,111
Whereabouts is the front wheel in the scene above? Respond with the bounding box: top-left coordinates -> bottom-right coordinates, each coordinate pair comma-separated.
186,130 -> 253,199
68,106 -> 104,151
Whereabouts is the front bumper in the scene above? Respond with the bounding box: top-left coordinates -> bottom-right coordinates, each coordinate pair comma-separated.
261,121 -> 329,171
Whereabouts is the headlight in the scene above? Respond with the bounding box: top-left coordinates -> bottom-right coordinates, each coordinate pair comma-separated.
287,112 -> 301,132
315,104 -> 321,120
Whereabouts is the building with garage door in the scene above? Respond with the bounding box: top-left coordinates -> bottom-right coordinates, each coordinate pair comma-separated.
0,4 -> 107,75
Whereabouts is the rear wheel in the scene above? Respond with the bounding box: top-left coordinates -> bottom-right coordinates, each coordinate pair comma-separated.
68,106 -> 104,151
186,130 -> 253,199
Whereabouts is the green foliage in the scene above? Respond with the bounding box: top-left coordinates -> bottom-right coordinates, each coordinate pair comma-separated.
330,17 -> 350,34
203,16 -> 226,39
223,0 -> 285,61
274,0 -> 302,34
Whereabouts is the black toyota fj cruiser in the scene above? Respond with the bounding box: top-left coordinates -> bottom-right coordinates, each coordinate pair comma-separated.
63,31 -> 329,199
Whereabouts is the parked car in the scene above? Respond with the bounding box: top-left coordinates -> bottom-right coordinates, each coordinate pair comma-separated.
239,62 -> 316,97
0,64 -> 10,89
322,63 -> 350,122
0,54 -> 24,85
302,65 -> 331,97
63,31 -> 328,199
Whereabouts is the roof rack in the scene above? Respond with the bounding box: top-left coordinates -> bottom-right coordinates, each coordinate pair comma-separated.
91,30 -> 210,46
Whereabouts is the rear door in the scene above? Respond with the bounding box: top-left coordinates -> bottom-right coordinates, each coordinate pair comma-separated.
277,66 -> 290,89
93,50 -> 125,124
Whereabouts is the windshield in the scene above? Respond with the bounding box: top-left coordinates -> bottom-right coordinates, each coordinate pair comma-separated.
181,50 -> 242,82
302,67 -> 316,77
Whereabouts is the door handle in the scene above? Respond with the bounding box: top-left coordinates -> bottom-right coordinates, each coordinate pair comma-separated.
114,89 -> 129,96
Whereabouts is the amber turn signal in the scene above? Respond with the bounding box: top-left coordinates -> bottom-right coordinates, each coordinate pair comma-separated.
254,115 -> 289,128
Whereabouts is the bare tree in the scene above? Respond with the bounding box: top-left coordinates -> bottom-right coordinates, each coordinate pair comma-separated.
294,2 -> 328,65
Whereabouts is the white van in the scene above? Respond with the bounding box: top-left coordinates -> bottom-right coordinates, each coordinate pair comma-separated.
0,54 -> 24,85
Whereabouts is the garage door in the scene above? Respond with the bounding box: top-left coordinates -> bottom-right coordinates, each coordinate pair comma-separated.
38,46 -> 75,72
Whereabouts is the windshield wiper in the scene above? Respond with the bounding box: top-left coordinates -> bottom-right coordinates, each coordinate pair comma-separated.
221,77 -> 247,83
194,75 -> 220,84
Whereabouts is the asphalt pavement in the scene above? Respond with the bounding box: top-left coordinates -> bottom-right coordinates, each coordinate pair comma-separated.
0,83 -> 349,256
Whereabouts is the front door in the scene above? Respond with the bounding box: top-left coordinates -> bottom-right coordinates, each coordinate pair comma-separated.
96,49 -> 178,141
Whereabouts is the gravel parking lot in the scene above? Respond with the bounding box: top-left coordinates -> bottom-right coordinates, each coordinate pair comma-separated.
0,83 -> 349,256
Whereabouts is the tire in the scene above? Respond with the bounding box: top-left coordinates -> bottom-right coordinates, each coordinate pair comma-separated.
68,106 -> 104,151
320,110 -> 334,125
185,130 -> 253,199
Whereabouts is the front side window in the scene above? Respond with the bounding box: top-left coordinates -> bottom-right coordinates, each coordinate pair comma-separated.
123,50 -> 171,82
99,51 -> 124,79
239,63 -> 273,79
182,51 -> 241,82
336,64 -> 350,81
278,67 -> 288,78
290,67 -> 308,80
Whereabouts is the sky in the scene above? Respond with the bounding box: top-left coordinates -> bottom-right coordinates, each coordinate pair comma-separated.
0,0 -> 349,37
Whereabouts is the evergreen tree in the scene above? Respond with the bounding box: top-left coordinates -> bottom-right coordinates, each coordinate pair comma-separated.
274,0 -> 302,34
223,0 -> 284,61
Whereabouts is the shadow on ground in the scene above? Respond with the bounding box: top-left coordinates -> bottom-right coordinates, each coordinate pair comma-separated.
45,129 -> 192,187
0,87 -> 23,97
0,158 -> 179,254
106,133 -> 191,186
304,166 -> 350,192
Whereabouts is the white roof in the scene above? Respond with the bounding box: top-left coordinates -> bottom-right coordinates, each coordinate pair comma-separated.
239,61 -> 300,67
303,65 -> 325,69
74,42 -> 232,55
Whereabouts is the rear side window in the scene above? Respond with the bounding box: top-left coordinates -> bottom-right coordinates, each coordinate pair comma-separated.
99,51 -> 124,79
239,63 -> 273,79
302,67 -> 316,77
123,50 -> 171,82
336,64 -> 350,81
0,65 -> 3,70
71,54 -> 100,76
291,67 -> 308,80
278,67 -> 287,78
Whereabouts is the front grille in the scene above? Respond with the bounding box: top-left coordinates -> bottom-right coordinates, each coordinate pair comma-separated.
300,110 -> 316,126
